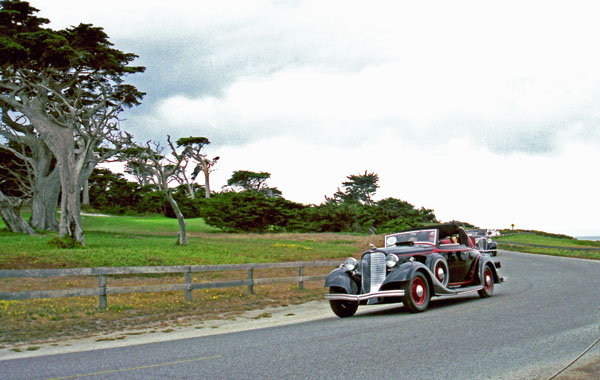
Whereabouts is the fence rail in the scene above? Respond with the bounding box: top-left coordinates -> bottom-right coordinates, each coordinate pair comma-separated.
498,241 -> 600,252
0,261 -> 340,310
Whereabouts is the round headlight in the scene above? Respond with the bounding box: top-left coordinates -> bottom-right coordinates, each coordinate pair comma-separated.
343,257 -> 358,271
386,254 -> 399,268
487,238 -> 492,244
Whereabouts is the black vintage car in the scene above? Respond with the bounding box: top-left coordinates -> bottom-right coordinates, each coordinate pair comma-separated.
324,223 -> 505,317
466,229 -> 499,256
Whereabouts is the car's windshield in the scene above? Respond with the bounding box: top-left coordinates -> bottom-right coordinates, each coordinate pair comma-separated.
467,229 -> 486,237
385,229 -> 437,247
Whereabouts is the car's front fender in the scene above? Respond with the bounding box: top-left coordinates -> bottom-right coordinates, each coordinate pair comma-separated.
324,267 -> 359,295
381,261 -> 428,289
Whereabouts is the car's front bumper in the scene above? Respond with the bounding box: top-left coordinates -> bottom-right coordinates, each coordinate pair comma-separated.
325,289 -> 405,302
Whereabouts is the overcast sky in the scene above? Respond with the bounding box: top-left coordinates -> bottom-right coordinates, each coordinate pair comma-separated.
34,0 -> 600,236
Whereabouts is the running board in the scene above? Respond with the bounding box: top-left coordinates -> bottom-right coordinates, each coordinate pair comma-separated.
434,285 -> 484,297
325,289 -> 405,302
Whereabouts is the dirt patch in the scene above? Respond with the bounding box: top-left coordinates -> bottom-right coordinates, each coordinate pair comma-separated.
0,278 -> 329,346
546,356 -> 599,380
0,299 -> 339,360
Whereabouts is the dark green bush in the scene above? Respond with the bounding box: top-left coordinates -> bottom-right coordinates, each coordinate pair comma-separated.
202,191 -> 304,232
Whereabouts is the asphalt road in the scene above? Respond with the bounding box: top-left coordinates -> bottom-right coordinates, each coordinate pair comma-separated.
2,250 -> 599,380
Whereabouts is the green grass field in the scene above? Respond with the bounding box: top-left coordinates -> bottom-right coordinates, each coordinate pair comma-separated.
496,231 -> 600,260
0,214 -> 372,344
0,214 -> 367,269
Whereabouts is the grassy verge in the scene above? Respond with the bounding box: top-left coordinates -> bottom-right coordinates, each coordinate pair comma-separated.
0,215 -> 368,268
0,214 -> 377,346
496,231 -> 600,260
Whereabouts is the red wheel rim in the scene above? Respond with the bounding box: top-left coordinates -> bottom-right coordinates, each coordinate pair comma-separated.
484,268 -> 493,292
411,277 -> 427,306
435,262 -> 445,283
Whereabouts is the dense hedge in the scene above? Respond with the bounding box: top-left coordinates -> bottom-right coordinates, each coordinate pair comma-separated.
200,193 -> 437,233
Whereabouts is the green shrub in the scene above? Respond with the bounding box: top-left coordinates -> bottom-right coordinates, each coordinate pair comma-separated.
47,236 -> 82,249
202,191 -> 303,232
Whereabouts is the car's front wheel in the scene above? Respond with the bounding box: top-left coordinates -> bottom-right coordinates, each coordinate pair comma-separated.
403,272 -> 430,313
431,257 -> 449,287
478,266 -> 494,298
329,287 -> 358,318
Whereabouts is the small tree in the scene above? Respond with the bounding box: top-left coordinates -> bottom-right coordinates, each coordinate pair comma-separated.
226,170 -> 281,197
123,135 -> 189,245
334,171 -> 379,205
227,170 -> 271,192
124,160 -> 154,187
175,136 -> 219,199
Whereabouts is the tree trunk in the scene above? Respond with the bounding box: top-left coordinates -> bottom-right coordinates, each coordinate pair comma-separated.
203,166 -> 211,198
27,110 -> 86,246
186,183 -> 195,199
0,191 -> 35,234
29,167 -> 60,231
81,179 -> 90,205
58,151 -> 85,246
165,190 -> 188,245
78,159 -> 96,208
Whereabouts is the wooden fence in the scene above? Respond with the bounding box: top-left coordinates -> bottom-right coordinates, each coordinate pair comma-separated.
0,261 -> 339,310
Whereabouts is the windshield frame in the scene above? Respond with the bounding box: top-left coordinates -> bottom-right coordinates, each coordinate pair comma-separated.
384,229 -> 438,247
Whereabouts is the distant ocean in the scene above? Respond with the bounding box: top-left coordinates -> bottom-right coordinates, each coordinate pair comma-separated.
576,236 -> 600,241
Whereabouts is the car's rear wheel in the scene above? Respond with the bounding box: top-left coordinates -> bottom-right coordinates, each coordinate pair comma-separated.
329,287 -> 358,318
403,272 -> 430,313
478,266 -> 494,298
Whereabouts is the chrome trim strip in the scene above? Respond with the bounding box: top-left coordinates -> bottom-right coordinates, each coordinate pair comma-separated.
325,289 -> 405,302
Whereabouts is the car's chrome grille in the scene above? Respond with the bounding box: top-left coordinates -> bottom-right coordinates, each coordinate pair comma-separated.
477,239 -> 487,251
361,252 -> 386,293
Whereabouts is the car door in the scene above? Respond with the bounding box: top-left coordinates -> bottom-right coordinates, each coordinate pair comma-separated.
447,247 -> 477,285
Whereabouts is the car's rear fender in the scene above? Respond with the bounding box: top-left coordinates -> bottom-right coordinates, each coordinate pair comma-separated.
478,255 -> 501,283
324,267 -> 359,295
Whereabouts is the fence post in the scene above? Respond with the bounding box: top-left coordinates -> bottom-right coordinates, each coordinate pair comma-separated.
247,268 -> 254,294
298,266 -> 304,290
98,274 -> 107,311
185,267 -> 193,301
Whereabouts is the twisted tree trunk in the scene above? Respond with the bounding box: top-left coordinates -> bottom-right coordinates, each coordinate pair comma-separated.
165,190 -> 188,245
202,164 -> 211,198
0,190 -> 35,234
29,166 -> 60,231
27,109 -> 85,245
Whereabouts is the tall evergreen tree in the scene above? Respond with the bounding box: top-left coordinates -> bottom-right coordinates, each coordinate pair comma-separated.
0,1 -> 145,245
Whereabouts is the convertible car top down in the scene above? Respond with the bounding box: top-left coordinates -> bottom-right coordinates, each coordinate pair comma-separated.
324,223 -> 506,317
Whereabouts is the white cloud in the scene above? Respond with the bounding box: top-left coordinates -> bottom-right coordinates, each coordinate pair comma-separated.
143,60 -> 600,153
31,0 -> 600,235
